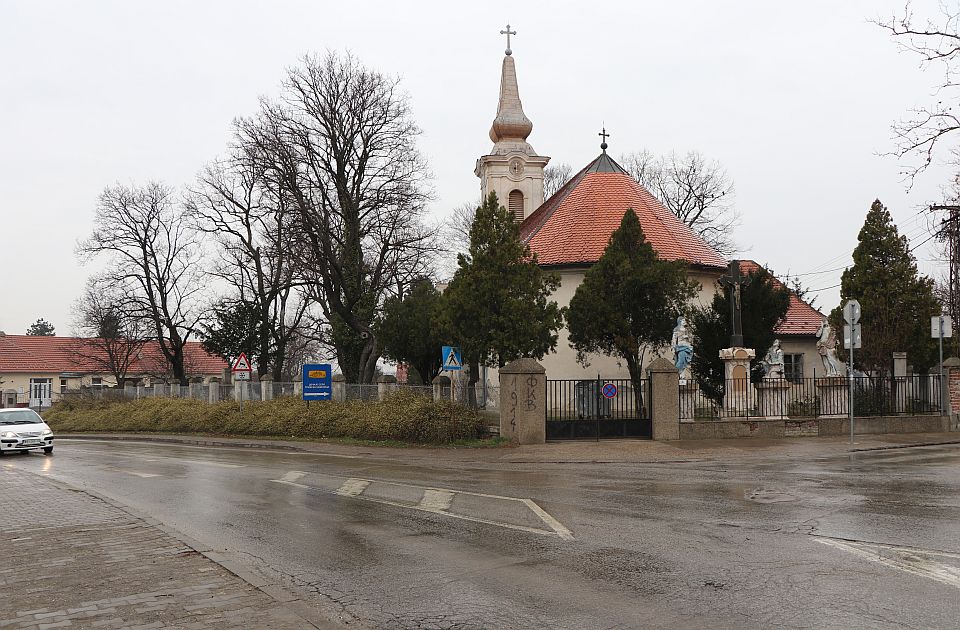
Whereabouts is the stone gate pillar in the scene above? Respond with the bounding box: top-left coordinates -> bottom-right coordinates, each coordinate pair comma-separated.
943,357 -> 960,418
499,358 -> 546,445
432,374 -> 451,401
208,377 -> 221,404
377,374 -> 397,400
332,374 -> 346,402
647,358 -> 680,440
260,374 -> 274,401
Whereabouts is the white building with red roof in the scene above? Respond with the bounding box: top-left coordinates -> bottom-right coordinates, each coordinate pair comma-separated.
0,333 -> 228,408
474,41 -> 823,380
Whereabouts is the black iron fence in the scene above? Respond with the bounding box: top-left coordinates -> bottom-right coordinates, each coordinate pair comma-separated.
681,375 -> 943,420
546,377 -> 651,439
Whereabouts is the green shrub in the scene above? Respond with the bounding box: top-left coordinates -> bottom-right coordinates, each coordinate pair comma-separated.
43,390 -> 484,444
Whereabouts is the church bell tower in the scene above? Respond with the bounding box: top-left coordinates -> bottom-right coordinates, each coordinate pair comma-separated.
475,25 -> 550,222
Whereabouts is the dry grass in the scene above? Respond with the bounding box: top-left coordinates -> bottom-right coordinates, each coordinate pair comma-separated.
44,390 -> 485,445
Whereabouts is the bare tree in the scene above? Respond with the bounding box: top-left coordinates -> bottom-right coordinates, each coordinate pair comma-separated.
186,149 -> 310,381
543,162 -> 573,199
878,3 -> 960,182
236,52 -> 437,383
78,183 -> 205,386
621,150 -> 739,255
73,280 -> 150,388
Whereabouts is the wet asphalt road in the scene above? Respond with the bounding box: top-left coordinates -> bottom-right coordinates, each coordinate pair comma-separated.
5,439 -> 960,629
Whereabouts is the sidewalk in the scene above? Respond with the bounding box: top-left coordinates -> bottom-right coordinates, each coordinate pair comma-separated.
57,430 -> 960,465
0,467 -> 336,629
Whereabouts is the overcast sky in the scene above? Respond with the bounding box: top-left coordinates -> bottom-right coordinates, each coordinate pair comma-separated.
0,0 -> 954,336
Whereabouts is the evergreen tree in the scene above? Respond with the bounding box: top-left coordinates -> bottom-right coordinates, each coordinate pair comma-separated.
567,208 -> 697,406
379,279 -> 445,384
442,193 -> 564,400
689,265 -> 791,402
26,318 -> 56,336
831,199 -> 939,374
201,301 -> 263,369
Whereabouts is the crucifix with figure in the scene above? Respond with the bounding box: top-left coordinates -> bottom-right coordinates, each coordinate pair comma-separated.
719,260 -> 750,347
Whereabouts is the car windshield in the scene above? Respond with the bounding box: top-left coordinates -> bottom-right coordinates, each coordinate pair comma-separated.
0,410 -> 44,425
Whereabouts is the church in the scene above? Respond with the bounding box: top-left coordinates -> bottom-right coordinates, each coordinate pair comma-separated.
472,31 -> 825,382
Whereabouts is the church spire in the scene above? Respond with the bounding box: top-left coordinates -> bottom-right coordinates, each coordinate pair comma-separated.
489,25 -> 534,151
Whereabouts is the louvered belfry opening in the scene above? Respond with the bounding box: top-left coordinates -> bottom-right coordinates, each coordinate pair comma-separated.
509,189 -> 524,221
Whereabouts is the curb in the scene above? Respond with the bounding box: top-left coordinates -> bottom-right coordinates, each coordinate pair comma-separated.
849,439 -> 960,452
57,433 -> 308,452
14,467 -> 343,629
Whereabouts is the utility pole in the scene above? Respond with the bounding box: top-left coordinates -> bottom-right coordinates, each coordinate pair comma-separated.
931,204 -> 960,356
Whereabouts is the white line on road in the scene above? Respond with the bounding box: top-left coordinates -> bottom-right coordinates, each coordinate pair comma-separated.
419,489 -> 454,511
815,537 -> 960,590
335,478 -> 371,497
523,498 -> 575,541
270,470 -> 310,489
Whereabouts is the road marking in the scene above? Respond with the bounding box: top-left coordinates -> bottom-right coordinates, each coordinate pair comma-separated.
814,537 -> 960,590
523,498 -> 575,541
270,470 -> 310,489
335,478 -> 371,497
274,473 -> 574,540
419,489 -> 454,511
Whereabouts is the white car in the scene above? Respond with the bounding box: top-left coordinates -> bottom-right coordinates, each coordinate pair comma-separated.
0,408 -> 54,455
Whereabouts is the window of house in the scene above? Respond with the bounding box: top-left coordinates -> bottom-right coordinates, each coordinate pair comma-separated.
508,189 -> 524,222
60,378 -> 68,394
784,354 -> 804,383
91,377 -> 103,388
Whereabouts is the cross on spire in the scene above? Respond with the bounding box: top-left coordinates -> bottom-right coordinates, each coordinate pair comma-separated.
500,24 -> 516,55
599,126 -> 610,152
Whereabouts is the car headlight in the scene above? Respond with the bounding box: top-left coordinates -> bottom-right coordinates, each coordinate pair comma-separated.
41,429 -> 53,436
0,431 -> 16,439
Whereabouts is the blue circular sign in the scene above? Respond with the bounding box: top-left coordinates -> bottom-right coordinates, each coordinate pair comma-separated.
602,383 -> 618,398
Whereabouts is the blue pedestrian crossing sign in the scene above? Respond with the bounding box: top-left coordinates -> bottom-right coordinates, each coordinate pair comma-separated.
441,346 -> 462,371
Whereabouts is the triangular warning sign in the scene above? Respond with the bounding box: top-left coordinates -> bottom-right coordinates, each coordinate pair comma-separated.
232,353 -> 252,372
444,348 -> 461,368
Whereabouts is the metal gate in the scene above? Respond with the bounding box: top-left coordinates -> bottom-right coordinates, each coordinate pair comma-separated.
545,377 -> 651,440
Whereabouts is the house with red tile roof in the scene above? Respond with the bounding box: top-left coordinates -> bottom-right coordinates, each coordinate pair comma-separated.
474,43 -> 823,380
0,333 -> 228,408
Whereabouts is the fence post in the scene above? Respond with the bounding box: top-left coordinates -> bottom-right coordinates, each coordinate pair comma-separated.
332,374 -> 346,402
294,376 -> 303,399
261,374 -> 274,401
377,375 -> 397,400
943,357 -> 960,430
432,374 -> 450,401
498,358 -> 546,445
647,358 -> 680,440
208,377 -> 220,404
189,377 -> 203,400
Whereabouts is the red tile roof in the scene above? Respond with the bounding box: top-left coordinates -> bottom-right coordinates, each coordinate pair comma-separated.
738,260 -> 824,336
520,153 -> 728,269
0,335 -> 227,375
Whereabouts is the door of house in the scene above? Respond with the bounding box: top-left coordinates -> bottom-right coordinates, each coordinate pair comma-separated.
29,379 -> 52,408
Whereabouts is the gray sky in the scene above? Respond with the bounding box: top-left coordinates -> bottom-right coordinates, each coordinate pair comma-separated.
0,0 -> 953,336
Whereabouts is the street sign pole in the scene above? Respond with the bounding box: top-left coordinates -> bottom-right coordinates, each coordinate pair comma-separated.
844,300 -> 861,445
849,336 -> 854,445
939,316 -> 946,414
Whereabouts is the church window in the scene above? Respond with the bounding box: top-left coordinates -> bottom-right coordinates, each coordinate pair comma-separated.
509,189 -> 524,221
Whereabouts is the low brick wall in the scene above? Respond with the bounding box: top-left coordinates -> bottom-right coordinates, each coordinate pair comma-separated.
680,414 -> 953,440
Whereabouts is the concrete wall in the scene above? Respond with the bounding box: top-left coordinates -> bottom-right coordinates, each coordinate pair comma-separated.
679,414 -> 952,440
0,371 -> 225,407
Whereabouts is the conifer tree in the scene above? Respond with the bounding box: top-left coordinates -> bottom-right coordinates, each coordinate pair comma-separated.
567,208 -> 697,406
689,265 -> 790,402
831,199 -> 939,374
379,279 -> 445,384
442,193 -> 564,400
26,318 -> 56,336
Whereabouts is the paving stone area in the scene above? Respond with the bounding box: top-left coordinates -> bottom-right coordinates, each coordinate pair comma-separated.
0,466 -> 310,629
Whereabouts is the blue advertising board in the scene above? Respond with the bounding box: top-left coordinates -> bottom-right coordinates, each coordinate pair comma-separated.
302,364 -> 333,401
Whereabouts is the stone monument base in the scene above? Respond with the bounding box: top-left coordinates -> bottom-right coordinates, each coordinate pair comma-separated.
815,376 -> 848,417
756,379 -> 791,418
720,347 -> 756,413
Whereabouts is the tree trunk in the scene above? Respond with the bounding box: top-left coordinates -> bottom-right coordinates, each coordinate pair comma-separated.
467,363 -> 479,409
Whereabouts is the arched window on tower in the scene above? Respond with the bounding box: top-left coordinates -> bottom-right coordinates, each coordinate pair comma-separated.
508,189 -> 524,222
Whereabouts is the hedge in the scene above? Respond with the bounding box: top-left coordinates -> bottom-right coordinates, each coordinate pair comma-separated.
43,390 -> 484,444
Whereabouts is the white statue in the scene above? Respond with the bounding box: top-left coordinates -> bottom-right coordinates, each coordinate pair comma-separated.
672,316 -> 693,381
762,339 -> 785,379
816,319 -> 842,377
